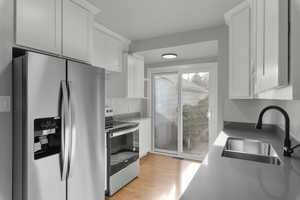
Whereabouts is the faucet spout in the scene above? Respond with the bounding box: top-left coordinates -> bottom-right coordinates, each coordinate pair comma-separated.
256,105 -> 292,157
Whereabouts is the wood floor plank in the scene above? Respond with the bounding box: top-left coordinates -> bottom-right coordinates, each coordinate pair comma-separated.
106,153 -> 201,200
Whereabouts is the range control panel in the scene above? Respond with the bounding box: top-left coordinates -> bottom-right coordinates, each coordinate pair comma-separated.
34,117 -> 61,160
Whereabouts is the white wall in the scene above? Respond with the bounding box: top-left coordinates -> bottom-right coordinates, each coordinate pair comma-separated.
106,98 -> 144,115
0,1 -> 298,200
105,74 -> 144,115
224,99 -> 300,142
224,0 -> 300,142
0,0 -> 13,199
147,62 -> 219,147
224,100 -> 280,124
131,25 -> 228,136
276,101 -> 300,141
130,24 -> 282,142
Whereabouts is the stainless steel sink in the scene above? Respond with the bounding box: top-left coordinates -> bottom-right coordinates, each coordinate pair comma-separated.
222,137 -> 281,165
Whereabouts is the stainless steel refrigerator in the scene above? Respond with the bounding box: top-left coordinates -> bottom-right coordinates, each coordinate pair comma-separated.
12,51 -> 105,200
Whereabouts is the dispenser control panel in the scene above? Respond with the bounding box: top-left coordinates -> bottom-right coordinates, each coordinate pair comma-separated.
34,117 -> 61,160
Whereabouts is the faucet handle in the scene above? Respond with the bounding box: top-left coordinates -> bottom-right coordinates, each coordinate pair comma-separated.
283,146 -> 292,157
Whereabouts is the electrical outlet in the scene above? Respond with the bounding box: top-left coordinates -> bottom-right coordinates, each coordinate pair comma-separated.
0,96 -> 11,112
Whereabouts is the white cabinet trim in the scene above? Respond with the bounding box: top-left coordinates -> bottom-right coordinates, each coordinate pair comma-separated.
224,1 -> 250,25
91,23 -> 130,71
70,0 -> 101,14
226,1 -> 252,99
16,0 -> 62,54
93,22 -> 131,46
62,0 -> 92,62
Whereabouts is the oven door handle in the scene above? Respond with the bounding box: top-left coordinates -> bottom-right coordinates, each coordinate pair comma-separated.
110,126 -> 139,138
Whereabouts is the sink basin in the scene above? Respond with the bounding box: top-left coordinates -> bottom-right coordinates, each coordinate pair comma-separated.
222,137 -> 281,165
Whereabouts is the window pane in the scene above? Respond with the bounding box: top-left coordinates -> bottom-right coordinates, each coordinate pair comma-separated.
182,72 -> 209,156
154,74 -> 178,151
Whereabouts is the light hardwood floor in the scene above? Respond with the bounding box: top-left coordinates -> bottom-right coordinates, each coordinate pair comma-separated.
106,153 -> 201,200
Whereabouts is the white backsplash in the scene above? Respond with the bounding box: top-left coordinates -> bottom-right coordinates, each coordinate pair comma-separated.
105,73 -> 145,116
106,98 -> 143,115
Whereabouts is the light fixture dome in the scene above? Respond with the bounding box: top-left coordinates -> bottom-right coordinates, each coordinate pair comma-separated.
161,53 -> 177,59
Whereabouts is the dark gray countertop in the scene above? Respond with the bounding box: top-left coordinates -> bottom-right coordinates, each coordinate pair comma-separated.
180,122 -> 300,200
114,112 -> 150,122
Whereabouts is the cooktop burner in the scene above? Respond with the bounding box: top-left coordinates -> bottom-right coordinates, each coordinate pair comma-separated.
106,120 -> 139,133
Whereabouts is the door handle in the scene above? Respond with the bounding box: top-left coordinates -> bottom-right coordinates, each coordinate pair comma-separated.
60,81 -> 71,181
66,81 -> 76,179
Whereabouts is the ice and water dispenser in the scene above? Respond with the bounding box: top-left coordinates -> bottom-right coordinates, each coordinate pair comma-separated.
34,117 -> 61,159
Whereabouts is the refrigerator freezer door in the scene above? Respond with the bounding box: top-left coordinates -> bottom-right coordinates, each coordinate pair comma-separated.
67,61 -> 105,200
26,52 -> 67,200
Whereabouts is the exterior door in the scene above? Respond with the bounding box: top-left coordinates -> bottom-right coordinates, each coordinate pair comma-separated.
150,63 -> 217,160
26,52 -> 66,200
153,73 -> 179,152
181,72 -> 210,158
67,61 -> 105,200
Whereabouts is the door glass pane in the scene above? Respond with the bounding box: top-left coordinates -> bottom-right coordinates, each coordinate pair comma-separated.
181,72 -> 209,156
154,73 -> 178,151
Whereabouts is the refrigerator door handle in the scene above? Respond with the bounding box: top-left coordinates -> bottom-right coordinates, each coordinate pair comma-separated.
60,81 -> 71,181
67,81 -> 76,179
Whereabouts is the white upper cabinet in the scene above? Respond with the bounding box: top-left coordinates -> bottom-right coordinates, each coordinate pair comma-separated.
126,54 -> 145,98
62,0 -> 92,62
91,23 -> 130,72
134,57 -> 145,98
254,0 -> 289,94
127,55 -> 136,97
15,0 -> 100,62
225,1 -> 252,99
225,0 -> 289,99
16,0 -> 62,54
107,53 -> 145,99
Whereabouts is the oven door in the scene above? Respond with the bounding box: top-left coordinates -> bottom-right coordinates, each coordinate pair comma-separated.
109,126 -> 139,176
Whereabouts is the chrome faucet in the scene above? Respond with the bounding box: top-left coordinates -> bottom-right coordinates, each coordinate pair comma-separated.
256,105 -> 300,157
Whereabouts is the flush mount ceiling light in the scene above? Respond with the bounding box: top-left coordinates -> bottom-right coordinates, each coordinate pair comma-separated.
161,53 -> 177,59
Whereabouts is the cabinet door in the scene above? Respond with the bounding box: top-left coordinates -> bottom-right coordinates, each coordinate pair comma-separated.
107,54 -> 145,98
63,0 -> 91,62
135,58 -> 145,98
16,0 -> 62,54
138,120 -> 145,158
228,5 -> 251,98
138,119 -> 151,158
145,119 -> 151,154
127,55 -> 144,98
127,55 -> 136,98
255,0 -> 289,94
91,28 -> 123,72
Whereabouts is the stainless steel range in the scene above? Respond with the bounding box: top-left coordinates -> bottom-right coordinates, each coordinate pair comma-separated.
105,108 -> 140,196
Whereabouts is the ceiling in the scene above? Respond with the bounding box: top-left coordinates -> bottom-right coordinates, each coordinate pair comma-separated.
138,40 -> 218,64
87,0 -> 243,41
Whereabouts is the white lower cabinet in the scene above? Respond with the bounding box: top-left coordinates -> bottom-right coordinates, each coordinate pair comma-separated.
131,118 -> 151,158
62,0 -> 92,62
16,0 -> 62,54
